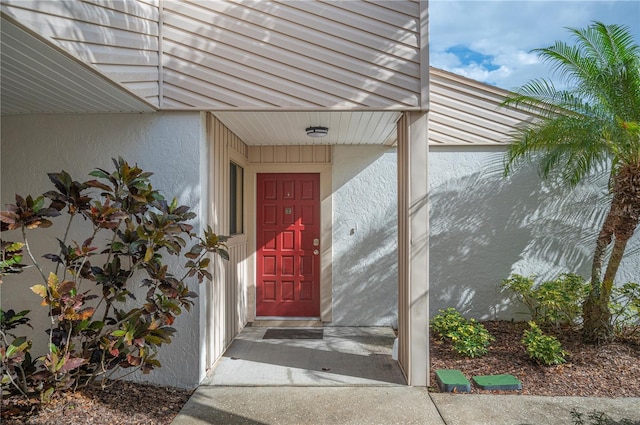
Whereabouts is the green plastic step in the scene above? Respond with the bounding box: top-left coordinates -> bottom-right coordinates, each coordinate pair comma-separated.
472,374 -> 522,391
435,369 -> 471,393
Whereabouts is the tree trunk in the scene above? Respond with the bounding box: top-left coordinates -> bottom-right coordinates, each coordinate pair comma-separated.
582,294 -> 612,344
583,203 -> 616,344
583,164 -> 640,344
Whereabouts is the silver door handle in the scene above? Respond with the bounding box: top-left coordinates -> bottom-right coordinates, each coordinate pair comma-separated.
313,249 -> 319,255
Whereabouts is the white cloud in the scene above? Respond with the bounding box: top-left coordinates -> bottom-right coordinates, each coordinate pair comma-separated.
512,51 -> 539,66
430,51 -> 464,69
449,63 -> 512,86
429,0 -> 640,89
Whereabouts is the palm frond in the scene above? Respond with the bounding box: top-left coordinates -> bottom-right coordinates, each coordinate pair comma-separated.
503,79 -> 603,122
505,114 -> 613,187
533,41 -> 596,89
505,21 -> 640,188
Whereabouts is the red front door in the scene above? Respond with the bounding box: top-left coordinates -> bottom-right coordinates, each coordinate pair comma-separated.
256,173 -> 320,317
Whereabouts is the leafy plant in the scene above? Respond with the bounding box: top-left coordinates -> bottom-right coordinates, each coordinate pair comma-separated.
431,308 -> 467,339
521,321 -> 568,366
610,282 -> 640,339
1,242 -> 37,398
502,273 -> 588,329
502,22 -> 640,343
0,158 -> 228,402
431,308 -> 494,358
0,241 -> 27,281
448,319 -> 494,358
500,274 -> 538,317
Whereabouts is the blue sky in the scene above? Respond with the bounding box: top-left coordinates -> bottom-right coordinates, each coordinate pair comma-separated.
429,0 -> 640,90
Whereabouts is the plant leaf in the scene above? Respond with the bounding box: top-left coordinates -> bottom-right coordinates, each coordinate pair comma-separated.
31,284 -> 48,298
59,356 -> 87,372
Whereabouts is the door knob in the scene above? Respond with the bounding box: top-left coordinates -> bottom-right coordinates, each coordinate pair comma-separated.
313,249 -> 319,255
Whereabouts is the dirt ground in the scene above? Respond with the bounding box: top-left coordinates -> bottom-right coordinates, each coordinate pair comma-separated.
2,380 -> 193,425
2,321 -> 639,424
430,321 -> 640,397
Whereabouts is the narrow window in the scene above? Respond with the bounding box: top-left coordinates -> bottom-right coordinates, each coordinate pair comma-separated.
229,162 -> 244,235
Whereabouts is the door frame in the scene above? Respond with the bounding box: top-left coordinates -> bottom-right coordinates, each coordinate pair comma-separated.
246,163 -> 333,323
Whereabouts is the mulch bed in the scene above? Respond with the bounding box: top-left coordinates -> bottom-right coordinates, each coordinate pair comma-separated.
3,321 -> 639,424
1,380 -> 193,425
430,321 -> 640,397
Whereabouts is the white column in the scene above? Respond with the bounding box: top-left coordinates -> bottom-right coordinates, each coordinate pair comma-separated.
398,111 -> 429,386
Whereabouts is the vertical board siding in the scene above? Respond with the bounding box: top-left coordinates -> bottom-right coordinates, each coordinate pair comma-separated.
1,0 -> 160,106
161,0 -> 422,109
228,243 -> 247,336
207,113 -> 249,366
247,145 -> 332,164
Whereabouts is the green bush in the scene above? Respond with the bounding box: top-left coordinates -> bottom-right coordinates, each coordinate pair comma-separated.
0,158 -> 228,402
610,282 -> 640,339
521,321 -> 568,366
501,273 -> 588,329
431,308 -> 467,339
431,308 -> 494,358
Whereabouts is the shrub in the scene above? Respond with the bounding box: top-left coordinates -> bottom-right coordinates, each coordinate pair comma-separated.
449,319 -> 494,358
0,158 -> 227,402
500,274 -> 538,317
501,273 -> 588,329
431,308 -> 467,339
521,321 -> 568,366
610,282 -> 640,339
431,308 -> 494,358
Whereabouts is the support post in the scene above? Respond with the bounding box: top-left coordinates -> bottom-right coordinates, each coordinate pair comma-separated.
397,111 -> 429,386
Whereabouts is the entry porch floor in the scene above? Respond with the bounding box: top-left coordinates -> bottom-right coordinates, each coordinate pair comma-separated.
202,326 -> 406,386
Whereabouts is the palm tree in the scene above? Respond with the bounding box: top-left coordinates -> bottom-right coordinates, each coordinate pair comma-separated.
503,22 -> 640,344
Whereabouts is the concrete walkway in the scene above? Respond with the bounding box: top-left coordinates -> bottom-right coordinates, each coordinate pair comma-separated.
172,388 -> 640,425
172,386 -> 439,425
201,327 -> 405,387
430,394 -> 640,425
171,327 -> 640,424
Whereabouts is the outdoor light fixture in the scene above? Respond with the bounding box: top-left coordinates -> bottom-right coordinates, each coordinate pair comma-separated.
305,126 -> 328,137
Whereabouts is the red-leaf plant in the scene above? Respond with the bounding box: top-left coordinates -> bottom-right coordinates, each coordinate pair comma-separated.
0,158 -> 227,402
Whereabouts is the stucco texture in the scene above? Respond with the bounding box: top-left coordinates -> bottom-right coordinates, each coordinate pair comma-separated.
327,144 -> 640,323
429,145 -> 640,320
331,145 -> 398,326
1,112 -> 206,388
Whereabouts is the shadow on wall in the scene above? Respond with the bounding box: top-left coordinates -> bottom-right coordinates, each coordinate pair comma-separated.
428,146 -> 636,320
331,146 -> 398,326
0,113 -> 207,388
332,207 -> 398,326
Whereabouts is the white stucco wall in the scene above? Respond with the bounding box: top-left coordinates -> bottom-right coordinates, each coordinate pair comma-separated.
429,145 -> 640,320
1,112 -> 206,388
328,144 -> 639,324
331,145 -> 398,326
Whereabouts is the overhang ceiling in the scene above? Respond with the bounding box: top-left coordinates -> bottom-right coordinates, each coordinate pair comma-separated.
213,111 -> 400,146
0,16 -> 156,115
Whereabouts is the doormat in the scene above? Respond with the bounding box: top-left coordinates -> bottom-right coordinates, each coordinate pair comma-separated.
263,328 -> 324,339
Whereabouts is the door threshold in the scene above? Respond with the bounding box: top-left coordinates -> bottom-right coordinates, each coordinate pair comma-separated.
251,317 -> 322,327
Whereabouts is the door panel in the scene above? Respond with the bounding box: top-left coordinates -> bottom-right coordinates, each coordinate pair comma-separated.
256,173 -> 320,317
